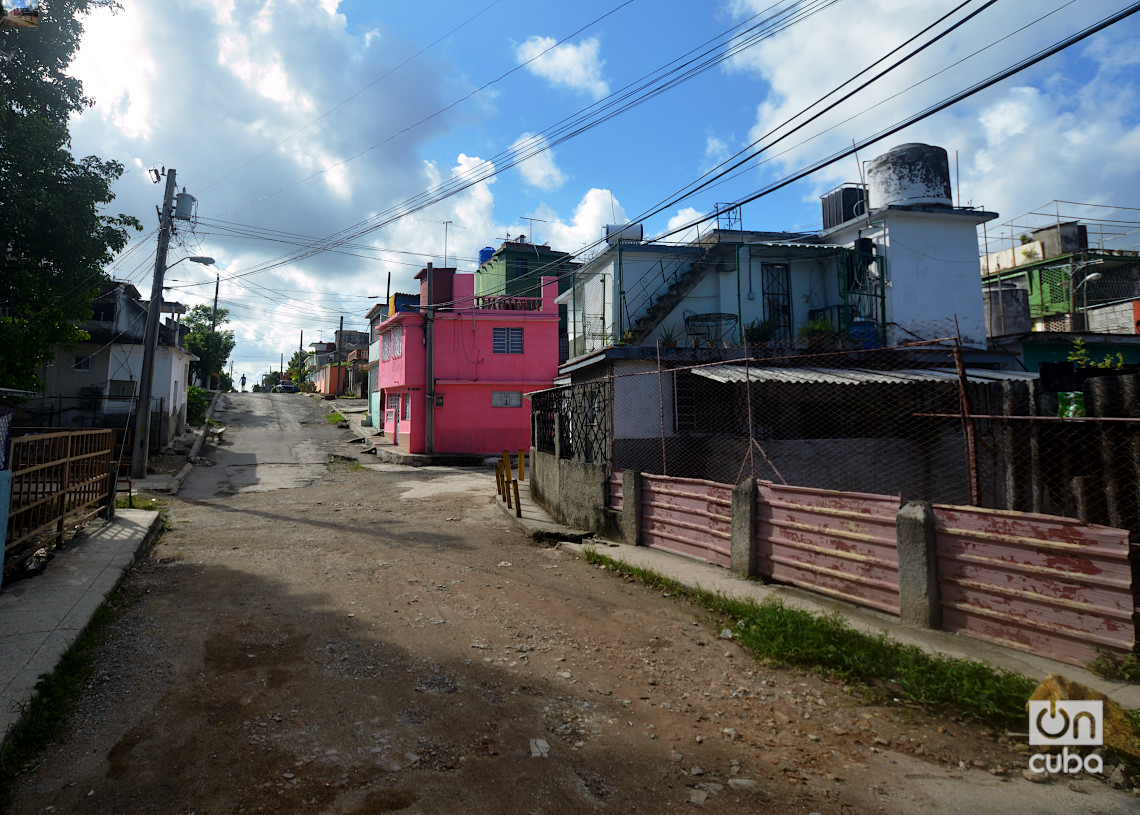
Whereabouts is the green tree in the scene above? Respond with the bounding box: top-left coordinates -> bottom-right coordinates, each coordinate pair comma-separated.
0,1 -> 141,388
287,350 -> 307,384
183,305 -> 236,390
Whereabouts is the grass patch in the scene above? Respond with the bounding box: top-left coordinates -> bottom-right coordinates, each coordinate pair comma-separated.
0,591 -> 134,811
326,412 -> 346,424
327,457 -> 365,472
583,548 -> 1036,725
115,494 -> 164,511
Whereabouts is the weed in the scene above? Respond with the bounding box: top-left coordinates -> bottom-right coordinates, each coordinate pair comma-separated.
327,457 -> 365,472
115,494 -> 164,511
326,412 -> 346,424
1087,650 -> 1140,683
582,548 -> 1037,725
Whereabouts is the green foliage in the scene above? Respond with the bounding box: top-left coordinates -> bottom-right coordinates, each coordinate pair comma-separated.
0,1 -> 141,388
264,370 -> 283,390
797,317 -> 833,340
183,305 -> 236,389
583,549 -> 1037,724
186,385 -> 208,426
659,324 -> 679,343
299,380 -> 317,393
1068,338 -> 1126,370
744,318 -> 775,344
1087,650 -> 1140,683
288,350 -> 307,384
326,412 -> 346,424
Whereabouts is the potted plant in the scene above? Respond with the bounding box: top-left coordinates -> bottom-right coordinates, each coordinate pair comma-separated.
797,317 -> 835,352
744,318 -> 774,346
659,324 -> 679,348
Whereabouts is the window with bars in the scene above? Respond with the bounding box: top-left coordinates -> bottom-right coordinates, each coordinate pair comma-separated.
401,393 -> 409,420
492,390 -> 523,408
381,332 -> 391,361
391,326 -> 402,357
492,326 -> 524,354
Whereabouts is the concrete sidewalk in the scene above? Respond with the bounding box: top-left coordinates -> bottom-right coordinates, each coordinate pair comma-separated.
333,398 -> 493,467
0,509 -> 162,743
493,478 -> 1140,710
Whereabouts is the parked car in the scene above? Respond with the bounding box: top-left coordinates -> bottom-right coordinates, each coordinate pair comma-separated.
274,381 -> 297,393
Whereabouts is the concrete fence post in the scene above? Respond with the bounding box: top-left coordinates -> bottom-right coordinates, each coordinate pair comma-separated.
896,500 -> 941,629
731,478 -> 758,577
621,469 -> 642,545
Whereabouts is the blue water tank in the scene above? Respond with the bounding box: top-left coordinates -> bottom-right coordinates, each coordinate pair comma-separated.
478,247 -> 495,267
849,319 -> 881,349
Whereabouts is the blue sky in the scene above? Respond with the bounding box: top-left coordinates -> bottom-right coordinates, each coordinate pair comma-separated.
57,0 -> 1140,382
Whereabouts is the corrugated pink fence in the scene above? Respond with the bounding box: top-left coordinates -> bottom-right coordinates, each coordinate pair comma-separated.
641,474 -> 732,568
756,482 -> 902,615
617,470 -> 1135,666
934,505 -> 1136,666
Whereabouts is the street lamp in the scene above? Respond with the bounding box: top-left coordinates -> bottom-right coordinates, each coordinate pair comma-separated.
1067,259 -> 1104,331
131,254 -> 215,478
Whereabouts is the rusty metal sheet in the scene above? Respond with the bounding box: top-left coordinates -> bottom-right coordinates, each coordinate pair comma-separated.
609,469 -> 624,511
756,482 -> 902,615
641,474 -> 732,568
934,504 -> 1135,666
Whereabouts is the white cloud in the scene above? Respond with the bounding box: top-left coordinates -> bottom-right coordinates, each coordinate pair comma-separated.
511,132 -> 566,190
665,207 -> 715,245
67,4 -> 155,140
516,35 -> 609,99
543,189 -> 626,255
719,0 -> 1140,237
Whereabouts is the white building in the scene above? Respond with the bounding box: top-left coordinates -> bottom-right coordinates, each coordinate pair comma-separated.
561,143 -> 996,357
36,283 -> 196,445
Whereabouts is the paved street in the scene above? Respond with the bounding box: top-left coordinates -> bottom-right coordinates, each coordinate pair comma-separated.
5,393 -> 1138,814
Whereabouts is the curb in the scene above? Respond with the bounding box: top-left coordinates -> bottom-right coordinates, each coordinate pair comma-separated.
172,391 -> 222,496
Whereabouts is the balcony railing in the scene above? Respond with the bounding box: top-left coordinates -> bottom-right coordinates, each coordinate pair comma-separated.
474,295 -> 543,311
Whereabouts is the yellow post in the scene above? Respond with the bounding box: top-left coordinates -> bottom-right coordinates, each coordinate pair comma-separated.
505,473 -> 514,509
517,449 -> 524,481
495,462 -> 503,498
512,479 -> 522,518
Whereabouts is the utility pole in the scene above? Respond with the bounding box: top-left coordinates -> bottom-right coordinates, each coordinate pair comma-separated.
424,263 -> 434,454
336,315 -> 344,396
131,169 -> 177,479
211,273 -> 220,330
298,331 -> 303,385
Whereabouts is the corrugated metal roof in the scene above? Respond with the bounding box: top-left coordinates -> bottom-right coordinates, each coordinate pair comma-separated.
691,365 -> 1038,386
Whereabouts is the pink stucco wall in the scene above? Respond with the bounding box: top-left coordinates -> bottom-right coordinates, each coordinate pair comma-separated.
313,365 -> 346,395
372,273 -> 559,454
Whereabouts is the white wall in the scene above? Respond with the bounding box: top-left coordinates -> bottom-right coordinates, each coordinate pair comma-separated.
881,212 -> 987,346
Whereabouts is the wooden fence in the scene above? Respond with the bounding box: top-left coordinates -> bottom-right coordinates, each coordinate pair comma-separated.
5,429 -> 115,575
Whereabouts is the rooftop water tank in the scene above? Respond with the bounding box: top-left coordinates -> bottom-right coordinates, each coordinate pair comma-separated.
867,143 -> 952,211
478,246 -> 495,267
605,223 -> 643,244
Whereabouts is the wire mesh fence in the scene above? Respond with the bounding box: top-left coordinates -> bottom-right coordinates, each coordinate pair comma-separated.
585,317 -> 1139,538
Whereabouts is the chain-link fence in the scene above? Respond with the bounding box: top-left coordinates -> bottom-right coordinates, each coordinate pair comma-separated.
532,318 -> 1140,538
592,319 -> 1134,533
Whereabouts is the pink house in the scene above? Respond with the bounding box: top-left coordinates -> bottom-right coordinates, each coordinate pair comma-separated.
372,266 -> 559,455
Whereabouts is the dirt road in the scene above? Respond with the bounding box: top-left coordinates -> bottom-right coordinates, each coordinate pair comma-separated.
7,394 -> 1137,813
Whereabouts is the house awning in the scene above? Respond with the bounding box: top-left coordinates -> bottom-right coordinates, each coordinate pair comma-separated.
690,365 -> 1039,386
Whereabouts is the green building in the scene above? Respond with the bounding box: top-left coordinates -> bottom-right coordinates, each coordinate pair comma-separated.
475,238 -> 578,362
